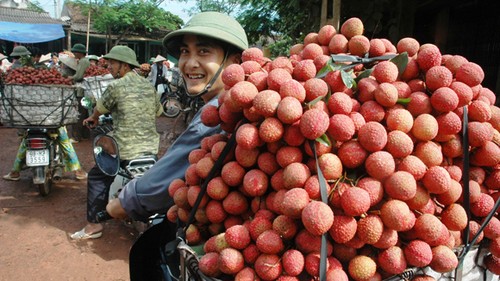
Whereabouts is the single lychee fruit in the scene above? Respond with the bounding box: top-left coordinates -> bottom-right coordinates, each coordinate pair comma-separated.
253,89 -> 281,117
407,91 -> 432,116
272,215 -> 298,240
369,38 -> 386,57
384,170 -> 417,200
372,61 -> 399,83
429,245 -> 458,273
282,249 -> 305,277
225,225 -> 251,250
357,121 -> 388,152
328,33 -> 348,54
267,68 -> 293,91
373,82 -> 399,107
404,240 -> 432,267
397,37 -> 420,56
356,214 -> 384,244
430,87 -> 459,112
340,186 -> 371,216
329,215 -> 357,244
231,81 -> 259,108
219,248 -> 244,275
281,187 -> 310,218
348,255 -> 377,281
200,104 -> 221,127
411,113 -> 439,141
221,63 -> 245,87
328,92 -> 353,115
301,200 -> 334,236
341,17 -> 364,39
417,44 -> 442,71
293,59 -> 316,81
425,65 -> 453,92
242,169 -> 269,197
254,254 -> 282,280
422,166 -> 451,194
385,108 -> 414,133
304,77 -> 329,102
300,108 -> 330,140
259,117 -> 284,143
222,191 -> 248,216
455,61 -> 485,87
364,151 -> 395,181
378,245 -> 407,275
337,140 -> 368,169
277,96 -> 303,124
256,229 -> 284,255
242,47 -> 264,63
385,130 -> 414,158
359,100 -> 385,122
348,35 -> 370,57
198,252 -> 221,277
414,140 -> 443,168
380,199 -> 413,231
441,203 -> 468,231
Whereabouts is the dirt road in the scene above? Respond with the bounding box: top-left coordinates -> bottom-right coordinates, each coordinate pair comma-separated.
0,116 -> 184,281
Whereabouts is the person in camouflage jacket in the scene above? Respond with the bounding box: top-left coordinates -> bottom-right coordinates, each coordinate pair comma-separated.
71,45 -> 162,240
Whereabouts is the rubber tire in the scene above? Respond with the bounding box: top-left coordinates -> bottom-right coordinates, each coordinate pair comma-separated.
36,166 -> 52,196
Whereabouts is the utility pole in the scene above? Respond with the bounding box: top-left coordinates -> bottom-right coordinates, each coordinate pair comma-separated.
86,0 -> 91,52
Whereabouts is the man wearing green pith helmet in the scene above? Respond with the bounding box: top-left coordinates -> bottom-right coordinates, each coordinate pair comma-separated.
71,45 -> 162,240
104,11 -> 249,222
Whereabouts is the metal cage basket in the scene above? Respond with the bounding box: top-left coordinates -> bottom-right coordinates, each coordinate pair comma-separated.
0,84 -> 79,128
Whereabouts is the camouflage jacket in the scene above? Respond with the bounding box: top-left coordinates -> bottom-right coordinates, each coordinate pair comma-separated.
96,71 -> 162,160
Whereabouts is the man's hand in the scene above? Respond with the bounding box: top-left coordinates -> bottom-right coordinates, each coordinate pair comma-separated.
106,198 -> 128,219
83,116 -> 98,128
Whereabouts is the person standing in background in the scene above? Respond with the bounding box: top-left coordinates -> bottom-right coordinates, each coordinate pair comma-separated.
147,55 -> 169,94
68,43 -> 91,142
9,46 -> 31,70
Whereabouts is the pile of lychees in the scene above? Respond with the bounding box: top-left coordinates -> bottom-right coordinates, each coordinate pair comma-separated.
166,17 -> 500,281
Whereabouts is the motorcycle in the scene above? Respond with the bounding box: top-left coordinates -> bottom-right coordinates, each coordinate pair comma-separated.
24,127 -> 64,196
91,120 -> 159,232
160,80 -> 204,124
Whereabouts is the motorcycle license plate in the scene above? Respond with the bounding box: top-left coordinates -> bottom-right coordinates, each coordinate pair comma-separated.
26,149 -> 49,166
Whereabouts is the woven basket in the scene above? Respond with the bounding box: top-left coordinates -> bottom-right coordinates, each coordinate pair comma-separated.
0,84 -> 79,128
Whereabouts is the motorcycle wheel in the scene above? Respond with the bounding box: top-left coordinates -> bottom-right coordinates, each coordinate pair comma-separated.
163,97 -> 182,118
36,166 -> 52,196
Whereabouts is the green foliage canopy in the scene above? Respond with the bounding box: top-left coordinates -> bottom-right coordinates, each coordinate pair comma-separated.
73,0 -> 183,45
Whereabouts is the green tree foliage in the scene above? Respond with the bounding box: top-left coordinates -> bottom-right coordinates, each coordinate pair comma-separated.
176,0 -> 401,58
73,0 -> 183,47
27,0 -> 46,13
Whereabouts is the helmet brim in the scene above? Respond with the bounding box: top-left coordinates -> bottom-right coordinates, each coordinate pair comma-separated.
163,25 -> 248,59
103,53 -> 141,68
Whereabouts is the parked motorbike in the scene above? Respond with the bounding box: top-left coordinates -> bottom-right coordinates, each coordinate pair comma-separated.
25,127 -> 64,196
160,81 -> 204,124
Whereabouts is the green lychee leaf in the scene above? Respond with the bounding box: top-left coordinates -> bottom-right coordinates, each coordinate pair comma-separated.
340,69 -> 356,89
307,95 -> 324,107
316,134 -> 331,147
390,52 -> 409,79
354,68 -> 373,83
397,97 -> 412,105
316,58 -> 334,78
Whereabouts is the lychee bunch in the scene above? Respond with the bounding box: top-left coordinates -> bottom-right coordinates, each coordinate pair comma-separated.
169,16 -> 500,280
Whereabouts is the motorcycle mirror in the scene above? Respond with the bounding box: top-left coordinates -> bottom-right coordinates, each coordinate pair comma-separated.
92,134 -> 120,176
81,96 -> 94,110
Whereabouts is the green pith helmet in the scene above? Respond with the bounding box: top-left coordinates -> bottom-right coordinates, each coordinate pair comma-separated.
10,46 -> 31,57
103,46 -> 141,68
71,43 -> 87,54
163,11 -> 248,58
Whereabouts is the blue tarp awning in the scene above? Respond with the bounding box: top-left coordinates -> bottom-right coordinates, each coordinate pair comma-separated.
0,21 -> 65,43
